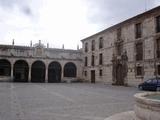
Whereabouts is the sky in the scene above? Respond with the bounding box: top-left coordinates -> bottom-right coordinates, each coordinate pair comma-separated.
0,0 -> 160,49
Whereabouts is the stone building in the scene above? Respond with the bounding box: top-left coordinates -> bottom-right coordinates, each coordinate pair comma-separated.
1,6 -> 160,86
0,40 -> 82,83
81,6 -> 160,86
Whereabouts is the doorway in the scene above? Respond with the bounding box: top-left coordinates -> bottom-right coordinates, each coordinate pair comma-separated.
91,70 -> 95,83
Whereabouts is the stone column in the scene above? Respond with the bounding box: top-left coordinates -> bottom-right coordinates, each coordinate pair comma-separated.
61,65 -> 64,81
28,65 -> 31,82
11,64 -> 14,82
45,66 -> 48,83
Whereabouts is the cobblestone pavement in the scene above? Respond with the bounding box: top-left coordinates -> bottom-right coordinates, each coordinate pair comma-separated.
0,82 -> 139,120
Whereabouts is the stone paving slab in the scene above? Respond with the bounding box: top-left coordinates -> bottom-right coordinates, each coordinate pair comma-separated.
104,111 -> 138,120
0,83 -> 139,120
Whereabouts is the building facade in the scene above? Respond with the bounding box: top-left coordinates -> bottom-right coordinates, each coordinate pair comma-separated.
0,41 -> 83,83
81,6 -> 160,86
1,6 -> 160,86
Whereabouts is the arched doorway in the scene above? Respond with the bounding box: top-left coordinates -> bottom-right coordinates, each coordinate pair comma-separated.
13,60 -> 29,82
116,64 -> 124,85
64,62 -> 77,77
48,61 -> 61,83
31,61 -> 45,82
0,59 -> 11,76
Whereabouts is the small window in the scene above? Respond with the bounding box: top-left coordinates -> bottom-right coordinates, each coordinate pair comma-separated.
91,55 -> 95,66
91,40 -> 95,51
135,23 -> 142,39
136,66 -> 143,76
99,37 -> 103,49
84,71 -> 87,77
99,69 -> 102,76
156,16 -> 160,33
85,57 -> 88,67
99,53 -> 103,65
85,42 -> 88,52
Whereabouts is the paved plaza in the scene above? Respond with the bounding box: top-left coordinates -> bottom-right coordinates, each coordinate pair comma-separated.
0,82 -> 139,120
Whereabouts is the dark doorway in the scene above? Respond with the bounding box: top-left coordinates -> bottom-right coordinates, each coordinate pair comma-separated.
31,61 -> 45,82
48,62 -> 61,83
64,62 -> 77,77
91,70 -> 95,83
116,64 -> 124,85
0,59 -> 11,76
13,60 -> 29,82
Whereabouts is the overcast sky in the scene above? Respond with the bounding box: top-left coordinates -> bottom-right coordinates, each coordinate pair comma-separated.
0,0 -> 160,49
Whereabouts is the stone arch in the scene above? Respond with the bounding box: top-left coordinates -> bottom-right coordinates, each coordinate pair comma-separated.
48,61 -> 61,83
31,60 -> 45,82
0,59 -> 11,76
13,60 -> 29,82
64,62 -> 77,77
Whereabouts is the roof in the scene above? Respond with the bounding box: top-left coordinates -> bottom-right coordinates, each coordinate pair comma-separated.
81,6 -> 160,42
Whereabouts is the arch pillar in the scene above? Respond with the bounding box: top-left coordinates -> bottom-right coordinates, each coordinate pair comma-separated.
61,66 -> 64,80
45,65 -> 48,83
11,63 -> 14,82
28,66 -> 31,82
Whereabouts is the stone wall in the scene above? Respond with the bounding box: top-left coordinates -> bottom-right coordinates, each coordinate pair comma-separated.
81,6 -> 160,86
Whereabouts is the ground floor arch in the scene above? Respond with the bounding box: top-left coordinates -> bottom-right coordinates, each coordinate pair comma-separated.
13,60 -> 29,82
64,62 -> 77,77
31,61 -> 45,83
48,61 -> 61,83
0,59 -> 11,76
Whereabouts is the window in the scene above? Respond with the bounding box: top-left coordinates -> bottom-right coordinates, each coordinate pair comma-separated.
152,79 -> 158,84
85,57 -> 88,66
99,69 -> 102,76
85,42 -> 88,52
91,55 -> 95,66
91,40 -> 95,51
99,53 -> 103,65
156,16 -> 160,33
84,71 -> 87,77
157,39 -> 160,58
135,23 -> 142,39
136,42 -> 143,61
136,66 -> 143,76
99,37 -> 103,49
158,65 -> 160,75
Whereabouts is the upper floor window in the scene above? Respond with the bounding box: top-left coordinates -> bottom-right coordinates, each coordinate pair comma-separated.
91,40 -> 95,51
135,23 -> 142,39
156,16 -> 160,33
85,57 -> 88,66
85,42 -> 88,52
157,38 -> 160,58
84,71 -> 87,77
135,42 -> 143,61
99,69 -> 103,76
99,53 -> 103,65
99,37 -> 103,49
91,55 -> 95,66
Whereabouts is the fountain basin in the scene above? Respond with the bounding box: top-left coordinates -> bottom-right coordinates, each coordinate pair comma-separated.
134,92 -> 160,120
